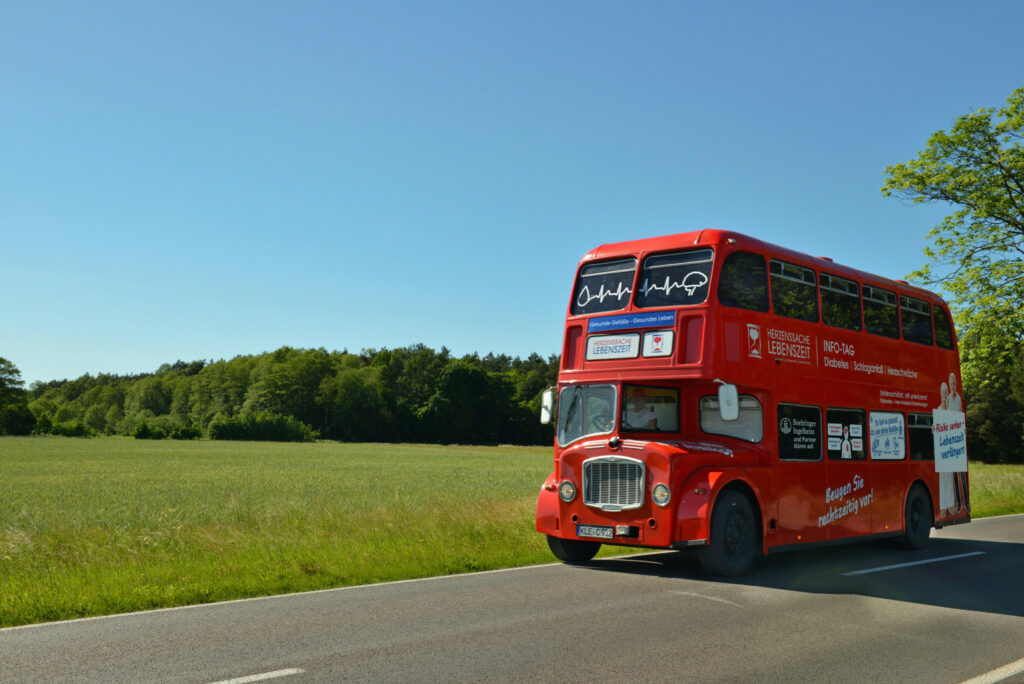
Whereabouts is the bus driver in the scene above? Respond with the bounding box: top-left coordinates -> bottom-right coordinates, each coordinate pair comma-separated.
624,388 -> 658,430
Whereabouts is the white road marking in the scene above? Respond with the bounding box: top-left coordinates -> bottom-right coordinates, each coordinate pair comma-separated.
958,655 -> 1024,684
208,668 -> 304,684
671,591 -> 744,608
841,551 -> 986,576
0,551 -> 662,634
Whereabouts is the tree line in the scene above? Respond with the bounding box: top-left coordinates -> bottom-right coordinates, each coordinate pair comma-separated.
0,346 -> 559,445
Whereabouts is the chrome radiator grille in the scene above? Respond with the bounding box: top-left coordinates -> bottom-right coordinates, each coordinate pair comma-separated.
582,457 -> 645,511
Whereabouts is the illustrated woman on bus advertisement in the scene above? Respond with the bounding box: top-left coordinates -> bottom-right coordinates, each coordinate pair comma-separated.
937,371 -> 968,516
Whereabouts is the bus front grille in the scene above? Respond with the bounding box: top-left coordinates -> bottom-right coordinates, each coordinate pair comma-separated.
582,457 -> 645,511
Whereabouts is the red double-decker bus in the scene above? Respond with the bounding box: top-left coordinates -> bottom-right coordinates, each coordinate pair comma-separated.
536,230 -> 970,576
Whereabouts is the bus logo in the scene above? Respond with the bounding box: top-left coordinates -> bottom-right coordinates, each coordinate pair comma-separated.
748,324 -> 762,358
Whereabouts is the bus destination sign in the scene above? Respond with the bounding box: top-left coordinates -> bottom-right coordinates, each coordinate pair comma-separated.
587,311 -> 676,333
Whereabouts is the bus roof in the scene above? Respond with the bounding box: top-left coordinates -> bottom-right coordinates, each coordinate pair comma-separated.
579,229 -> 946,305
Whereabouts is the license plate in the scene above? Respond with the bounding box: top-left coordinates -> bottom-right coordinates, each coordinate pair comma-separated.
577,524 -> 614,540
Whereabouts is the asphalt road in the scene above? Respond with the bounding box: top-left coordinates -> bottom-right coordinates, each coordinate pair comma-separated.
2,514 -> 1023,683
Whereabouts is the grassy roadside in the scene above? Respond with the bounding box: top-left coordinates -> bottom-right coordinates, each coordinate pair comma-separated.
967,463 -> 1024,518
0,437 -> 561,628
1,437 -> 1022,628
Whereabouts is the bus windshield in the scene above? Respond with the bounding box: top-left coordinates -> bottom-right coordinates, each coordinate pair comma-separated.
557,384 -> 616,445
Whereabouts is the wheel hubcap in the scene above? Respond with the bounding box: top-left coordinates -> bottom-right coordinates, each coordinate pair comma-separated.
724,511 -> 748,558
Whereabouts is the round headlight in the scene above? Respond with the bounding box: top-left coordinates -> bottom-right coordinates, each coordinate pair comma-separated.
558,480 -> 577,502
652,483 -> 671,507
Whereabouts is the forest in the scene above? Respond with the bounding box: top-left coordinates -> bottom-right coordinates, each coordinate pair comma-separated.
0,346 -> 559,445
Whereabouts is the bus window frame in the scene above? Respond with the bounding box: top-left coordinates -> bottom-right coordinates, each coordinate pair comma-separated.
621,383 -> 682,434
634,248 -> 715,309
819,272 -> 862,332
868,410 -> 907,461
769,258 -> 820,323
862,284 -> 900,339
825,407 -> 867,461
717,249 -> 770,312
900,294 -> 934,346
776,403 -> 823,462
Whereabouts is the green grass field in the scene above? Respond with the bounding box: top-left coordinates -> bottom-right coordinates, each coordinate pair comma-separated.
1,436 -> 1022,628
967,463 -> 1024,518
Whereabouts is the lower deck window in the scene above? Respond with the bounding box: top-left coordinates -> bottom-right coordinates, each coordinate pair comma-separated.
909,413 -> 934,460
777,404 -> 822,460
621,385 -> 679,433
826,408 -> 866,460
869,411 -> 906,460
700,395 -> 763,442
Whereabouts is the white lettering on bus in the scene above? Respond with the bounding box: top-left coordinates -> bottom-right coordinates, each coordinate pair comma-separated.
819,475 -> 872,528
823,340 -> 855,356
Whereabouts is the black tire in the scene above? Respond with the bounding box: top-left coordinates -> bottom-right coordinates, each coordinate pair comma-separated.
697,489 -> 758,577
900,485 -> 932,550
546,535 -> 600,563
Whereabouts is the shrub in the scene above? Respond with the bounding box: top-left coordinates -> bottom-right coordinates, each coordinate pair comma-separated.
169,425 -> 202,440
131,421 -> 167,440
208,412 -> 314,442
51,420 -> 96,438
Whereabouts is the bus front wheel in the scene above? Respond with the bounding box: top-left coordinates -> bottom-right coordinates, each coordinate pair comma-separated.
547,535 -> 600,563
698,489 -> 758,577
900,485 -> 932,550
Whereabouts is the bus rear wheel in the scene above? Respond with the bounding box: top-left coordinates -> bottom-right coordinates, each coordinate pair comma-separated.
698,489 -> 758,577
900,485 -> 932,550
546,535 -> 600,563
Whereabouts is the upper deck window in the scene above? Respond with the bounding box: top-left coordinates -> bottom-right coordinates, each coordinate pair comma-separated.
820,273 -> 861,331
770,260 -> 819,322
718,251 -> 769,312
900,295 -> 933,346
933,305 -> 955,350
863,285 -> 899,338
571,258 -> 637,316
635,248 -> 714,309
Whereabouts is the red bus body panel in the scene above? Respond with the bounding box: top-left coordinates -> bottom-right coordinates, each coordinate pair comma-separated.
538,229 -> 969,557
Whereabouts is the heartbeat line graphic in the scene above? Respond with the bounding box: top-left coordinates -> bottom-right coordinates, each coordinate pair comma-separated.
639,271 -> 709,298
576,282 -> 631,308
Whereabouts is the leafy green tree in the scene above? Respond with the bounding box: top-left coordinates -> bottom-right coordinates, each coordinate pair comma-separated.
316,365 -> 389,442
882,86 -> 1024,462
882,86 -> 1024,382
0,358 -> 36,435
124,376 -> 171,420
0,357 -> 25,402
419,359 -> 516,445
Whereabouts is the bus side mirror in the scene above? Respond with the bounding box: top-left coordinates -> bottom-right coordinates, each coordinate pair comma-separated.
540,388 -> 555,425
715,380 -> 739,421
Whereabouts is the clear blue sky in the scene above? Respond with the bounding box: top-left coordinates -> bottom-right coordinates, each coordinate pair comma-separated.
3,1 -> 1023,385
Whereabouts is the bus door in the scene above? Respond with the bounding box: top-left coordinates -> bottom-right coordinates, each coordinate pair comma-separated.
774,403 -> 828,546
823,408 -> 871,540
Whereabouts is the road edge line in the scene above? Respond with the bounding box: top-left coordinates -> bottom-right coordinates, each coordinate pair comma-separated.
959,655 -> 1024,684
